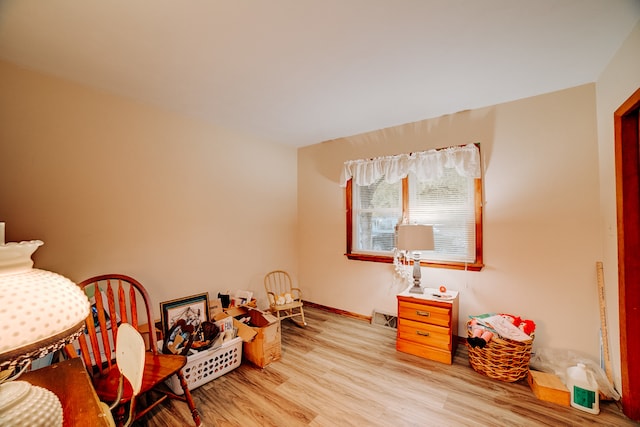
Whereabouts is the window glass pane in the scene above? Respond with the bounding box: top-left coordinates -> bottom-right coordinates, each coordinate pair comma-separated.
353,177 -> 401,252
408,169 -> 475,262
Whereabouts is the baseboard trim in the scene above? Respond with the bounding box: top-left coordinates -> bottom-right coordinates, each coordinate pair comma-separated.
302,300 -> 372,323
303,300 -> 464,344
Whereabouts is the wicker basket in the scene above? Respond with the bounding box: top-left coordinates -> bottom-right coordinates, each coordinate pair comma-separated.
466,320 -> 534,382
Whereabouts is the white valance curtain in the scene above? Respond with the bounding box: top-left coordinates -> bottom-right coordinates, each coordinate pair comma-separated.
339,143 -> 481,187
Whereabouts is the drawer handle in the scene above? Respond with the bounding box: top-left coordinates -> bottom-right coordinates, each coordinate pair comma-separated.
416,330 -> 430,337
416,310 -> 430,317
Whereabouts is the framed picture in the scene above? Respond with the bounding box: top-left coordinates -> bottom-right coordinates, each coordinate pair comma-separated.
160,293 -> 210,338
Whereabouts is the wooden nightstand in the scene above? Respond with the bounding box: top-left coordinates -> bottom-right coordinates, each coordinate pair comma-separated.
396,288 -> 459,364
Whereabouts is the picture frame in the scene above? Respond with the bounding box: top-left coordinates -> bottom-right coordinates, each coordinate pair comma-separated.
160,292 -> 210,338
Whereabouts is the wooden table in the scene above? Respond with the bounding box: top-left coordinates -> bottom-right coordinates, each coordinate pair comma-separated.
21,357 -> 112,427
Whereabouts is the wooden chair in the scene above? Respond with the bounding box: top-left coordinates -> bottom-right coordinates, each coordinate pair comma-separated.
64,274 -> 201,427
264,270 -> 307,326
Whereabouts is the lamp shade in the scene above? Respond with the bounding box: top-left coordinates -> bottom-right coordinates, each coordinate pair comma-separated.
0,239 -> 89,427
0,240 -> 90,369
396,224 -> 434,251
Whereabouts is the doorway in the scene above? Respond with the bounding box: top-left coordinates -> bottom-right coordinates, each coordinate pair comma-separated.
614,87 -> 640,421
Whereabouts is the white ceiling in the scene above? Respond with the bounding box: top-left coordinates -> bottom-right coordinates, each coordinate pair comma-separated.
1,1 -> 639,147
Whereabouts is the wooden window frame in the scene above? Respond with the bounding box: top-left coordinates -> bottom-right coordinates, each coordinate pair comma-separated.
345,175 -> 484,272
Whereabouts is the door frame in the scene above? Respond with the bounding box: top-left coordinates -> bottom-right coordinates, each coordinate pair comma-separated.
614,87 -> 640,421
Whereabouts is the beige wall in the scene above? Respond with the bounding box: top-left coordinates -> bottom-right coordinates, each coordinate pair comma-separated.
0,60 -> 298,311
596,20 -> 640,393
299,84 -> 604,360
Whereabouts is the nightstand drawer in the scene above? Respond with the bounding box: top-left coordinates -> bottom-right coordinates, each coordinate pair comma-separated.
398,301 -> 451,327
397,318 -> 452,350
396,339 -> 452,364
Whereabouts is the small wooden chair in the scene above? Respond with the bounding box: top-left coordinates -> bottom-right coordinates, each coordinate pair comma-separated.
64,274 -> 201,427
264,270 -> 307,326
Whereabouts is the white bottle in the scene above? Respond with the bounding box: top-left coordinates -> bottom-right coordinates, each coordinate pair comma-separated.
566,363 -> 600,414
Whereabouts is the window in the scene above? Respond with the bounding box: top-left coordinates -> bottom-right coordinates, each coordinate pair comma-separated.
342,144 -> 483,271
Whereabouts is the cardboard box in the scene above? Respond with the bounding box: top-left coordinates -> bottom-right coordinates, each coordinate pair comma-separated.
214,306 -> 281,368
527,370 -> 571,407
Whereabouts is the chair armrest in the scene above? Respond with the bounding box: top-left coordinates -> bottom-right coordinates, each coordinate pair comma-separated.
266,291 -> 277,306
291,287 -> 303,300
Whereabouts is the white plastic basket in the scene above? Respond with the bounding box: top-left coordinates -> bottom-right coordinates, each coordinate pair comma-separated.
160,336 -> 242,394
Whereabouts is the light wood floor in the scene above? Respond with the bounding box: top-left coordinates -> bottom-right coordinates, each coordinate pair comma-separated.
139,307 -> 637,426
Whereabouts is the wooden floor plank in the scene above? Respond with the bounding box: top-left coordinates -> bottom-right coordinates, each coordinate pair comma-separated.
137,306 -> 636,426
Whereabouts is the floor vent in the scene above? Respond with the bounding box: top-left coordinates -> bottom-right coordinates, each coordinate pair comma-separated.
371,310 -> 397,329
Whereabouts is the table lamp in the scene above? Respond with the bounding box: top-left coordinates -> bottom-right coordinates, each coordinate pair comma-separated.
0,231 -> 90,426
396,224 -> 434,294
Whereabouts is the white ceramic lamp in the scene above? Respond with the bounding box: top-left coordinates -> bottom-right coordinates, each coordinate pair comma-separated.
0,236 -> 90,427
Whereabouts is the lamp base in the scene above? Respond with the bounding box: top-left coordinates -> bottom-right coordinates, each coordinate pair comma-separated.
408,253 -> 424,294
0,381 -> 62,427
408,284 -> 423,294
